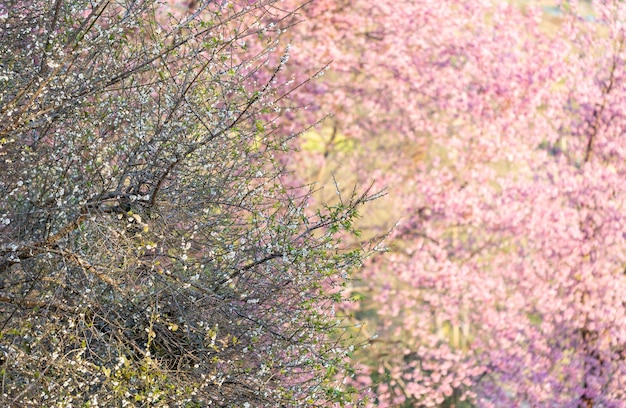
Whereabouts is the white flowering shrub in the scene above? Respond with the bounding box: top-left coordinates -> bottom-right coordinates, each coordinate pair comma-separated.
0,0 -> 376,405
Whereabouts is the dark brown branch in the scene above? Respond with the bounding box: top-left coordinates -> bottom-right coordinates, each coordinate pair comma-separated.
583,35 -> 623,163
0,292 -> 72,313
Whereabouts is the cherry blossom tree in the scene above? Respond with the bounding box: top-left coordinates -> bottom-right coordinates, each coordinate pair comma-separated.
275,0 -> 626,406
0,0 -> 377,406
